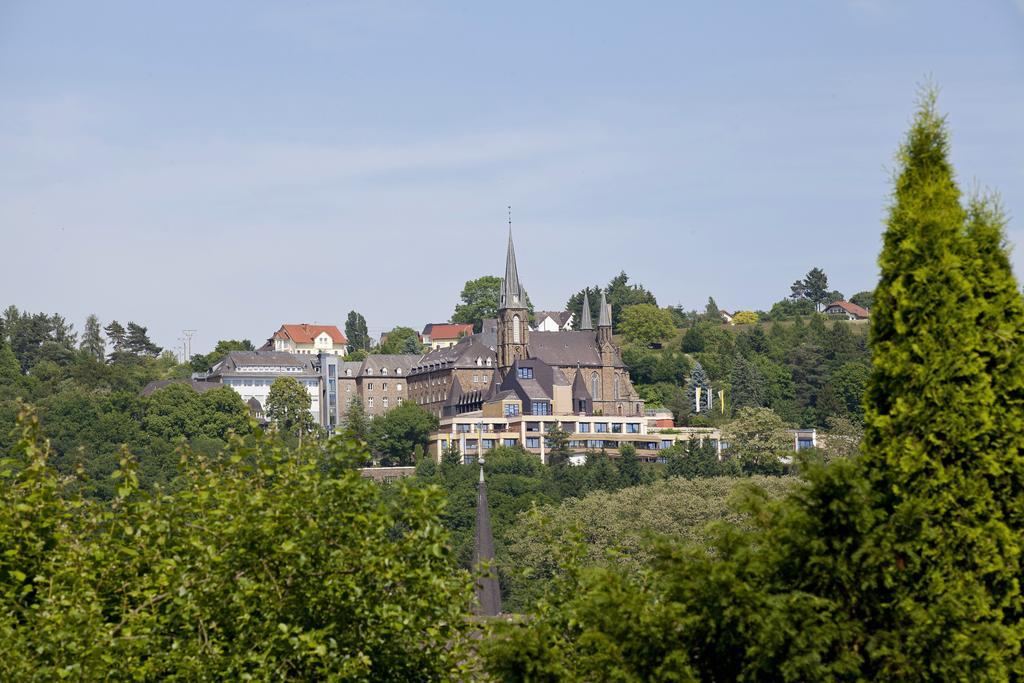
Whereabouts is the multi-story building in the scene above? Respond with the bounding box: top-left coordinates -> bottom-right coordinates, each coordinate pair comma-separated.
421,323 -> 474,350
356,354 -> 418,416
264,323 -> 349,356
429,410 -> 721,464
319,353 -> 420,428
210,351 -> 321,423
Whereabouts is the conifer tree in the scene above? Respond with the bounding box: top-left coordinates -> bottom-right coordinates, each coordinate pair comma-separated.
79,314 -> 105,362
857,90 -> 1024,674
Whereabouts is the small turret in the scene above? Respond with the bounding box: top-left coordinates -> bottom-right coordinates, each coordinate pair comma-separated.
597,290 -> 613,345
580,291 -> 593,330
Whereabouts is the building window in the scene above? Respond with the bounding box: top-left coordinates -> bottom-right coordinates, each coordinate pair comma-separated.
579,423 -> 590,433
612,423 -> 622,433
531,401 -> 551,415
591,372 -> 600,399
504,403 -> 520,417
595,423 -> 608,433
457,423 -> 471,433
517,367 -> 533,379
396,383 -> 402,391
381,368 -> 388,375
482,439 -> 495,449
486,358 -> 492,366
397,397 -> 402,405
525,437 -> 540,448
383,397 -> 389,409
503,438 -> 518,447
627,423 -> 640,433
512,315 -> 521,343
367,382 -> 373,391
473,374 -> 479,383
382,382 -> 387,390
368,398 -> 374,409
526,422 -> 540,432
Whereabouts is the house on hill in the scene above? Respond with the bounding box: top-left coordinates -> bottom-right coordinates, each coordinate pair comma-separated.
531,310 -> 574,332
421,323 -> 474,350
264,324 -> 348,356
823,301 -> 870,320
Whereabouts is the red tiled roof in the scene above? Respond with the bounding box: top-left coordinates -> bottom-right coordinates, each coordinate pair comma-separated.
273,324 -> 347,345
825,301 -> 870,319
423,323 -> 473,340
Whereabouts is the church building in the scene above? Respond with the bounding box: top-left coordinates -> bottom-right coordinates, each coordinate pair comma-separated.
408,229 -> 643,418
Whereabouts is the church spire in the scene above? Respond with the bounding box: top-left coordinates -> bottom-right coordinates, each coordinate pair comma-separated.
500,215 -> 524,310
598,289 -> 611,328
580,291 -> 593,330
473,462 -> 502,617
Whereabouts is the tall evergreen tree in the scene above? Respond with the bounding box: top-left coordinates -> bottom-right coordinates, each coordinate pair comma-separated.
344,396 -> 370,441
616,443 -> 642,487
857,90 -> 1024,674
104,320 -> 127,358
125,322 -> 162,357
80,314 -> 105,362
345,310 -> 370,353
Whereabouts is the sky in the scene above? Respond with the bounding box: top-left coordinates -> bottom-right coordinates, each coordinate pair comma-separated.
1,1 -> 1022,357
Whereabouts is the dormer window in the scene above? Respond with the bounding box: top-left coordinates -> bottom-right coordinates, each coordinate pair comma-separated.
365,368 -> 373,375
486,358 -> 492,367
381,368 -> 388,375
476,357 -> 482,366
396,368 -> 402,374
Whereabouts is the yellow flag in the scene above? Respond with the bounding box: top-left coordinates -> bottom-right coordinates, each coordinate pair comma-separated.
718,390 -> 725,414
695,386 -> 702,413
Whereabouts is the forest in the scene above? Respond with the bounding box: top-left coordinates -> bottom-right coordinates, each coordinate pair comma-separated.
3,93 -> 1024,679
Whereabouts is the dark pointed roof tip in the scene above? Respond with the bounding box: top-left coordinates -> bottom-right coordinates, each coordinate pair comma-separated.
500,225 -> 525,310
598,290 -> 611,327
473,460 -> 502,617
580,291 -> 594,330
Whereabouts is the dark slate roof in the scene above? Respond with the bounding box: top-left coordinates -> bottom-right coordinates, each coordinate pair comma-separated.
529,331 -> 625,368
474,466 -> 502,617
534,310 -> 573,329
360,354 -> 420,375
141,378 -> 223,397
580,292 -> 593,330
598,290 -> 612,327
411,333 -> 496,374
500,228 -> 525,310
210,351 -> 319,378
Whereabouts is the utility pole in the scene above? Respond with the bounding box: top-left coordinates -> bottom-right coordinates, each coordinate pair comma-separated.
182,329 -> 196,361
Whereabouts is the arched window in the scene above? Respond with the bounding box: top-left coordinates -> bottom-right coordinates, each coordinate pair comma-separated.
614,374 -> 621,400
512,315 -> 521,343
591,372 -> 600,399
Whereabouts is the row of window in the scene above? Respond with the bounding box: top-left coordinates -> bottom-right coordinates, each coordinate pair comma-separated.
365,397 -> 402,409
364,382 -> 402,392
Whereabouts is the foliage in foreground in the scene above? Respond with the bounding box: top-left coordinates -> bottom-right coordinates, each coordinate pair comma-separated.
484,92 -> 1024,680
0,409 -> 473,680
501,476 -> 798,612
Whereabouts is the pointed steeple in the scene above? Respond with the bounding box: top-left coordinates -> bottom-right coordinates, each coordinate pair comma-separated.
580,291 -> 593,330
598,290 -> 611,328
473,463 -> 502,617
500,225 -> 524,310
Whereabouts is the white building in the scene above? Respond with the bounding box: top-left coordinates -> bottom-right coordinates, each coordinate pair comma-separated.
210,351 -> 322,424
265,323 -> 348,356
531,310 -> 574,332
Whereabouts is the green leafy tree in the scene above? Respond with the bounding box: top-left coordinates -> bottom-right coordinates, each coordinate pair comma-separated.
376,326 -> 423,355
618,304 -> 675,346
79,314 -> 105,362
266,376 -> 316,437
849,290 -> 874,310
731,310 -> 758,325
0,407 -> 473,679
368,401 -> 438,466
566,285 -> 602,330
452,275 -> 532,332
582,449 -> 618,492
703,296 -> 721,322
544,425 -> 572,466
345,310 -> 371,352
790,267 -> 831,311
606,272 -> 658,329
720,406 -> 790,474
616,443 -> 642,487
125,322 -> 162,357
344,395 -> 370,440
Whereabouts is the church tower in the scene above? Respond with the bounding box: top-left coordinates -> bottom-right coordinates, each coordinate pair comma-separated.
497,227 -> 529,377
